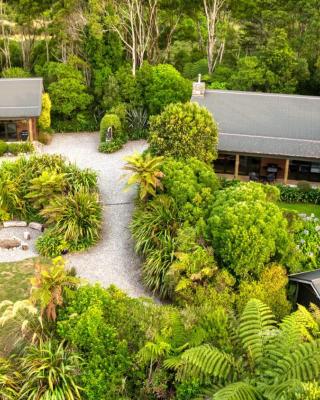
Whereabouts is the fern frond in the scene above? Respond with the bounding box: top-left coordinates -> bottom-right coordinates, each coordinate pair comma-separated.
271,339 -> 320,383
262,379 -> 304,399
239,299 -> 276,366
212,382 -> 263,400
172,344 -> 236,382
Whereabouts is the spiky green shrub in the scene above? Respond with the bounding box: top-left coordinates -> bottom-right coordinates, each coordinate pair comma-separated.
0,141 -> 8,156
0,357 -> 21,399
131,195 -> 179,297
19,340 -> 82,399
40,189 -> 102,252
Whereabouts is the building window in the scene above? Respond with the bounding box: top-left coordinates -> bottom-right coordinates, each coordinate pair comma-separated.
0,122 -> 17,141
289,160 -> 320,182
239,156 -> 261,176
214,154 -> 235,174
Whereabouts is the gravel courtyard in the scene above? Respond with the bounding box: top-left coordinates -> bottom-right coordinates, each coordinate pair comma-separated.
44,132 -> 149,298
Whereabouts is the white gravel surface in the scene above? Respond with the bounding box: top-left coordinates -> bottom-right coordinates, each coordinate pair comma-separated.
0,227 -> 41,263
44,132 -> 150,298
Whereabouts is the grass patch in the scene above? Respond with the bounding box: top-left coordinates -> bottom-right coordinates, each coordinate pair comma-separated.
278,202 -> 320,218
0,258 -> 36,303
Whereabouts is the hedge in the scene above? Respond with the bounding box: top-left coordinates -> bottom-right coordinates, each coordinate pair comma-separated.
277,184 -> 320,204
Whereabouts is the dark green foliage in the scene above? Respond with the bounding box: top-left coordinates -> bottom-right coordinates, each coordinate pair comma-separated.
149,102 -> 219,164
98,138 -> 125,154
278,184 -> 320,204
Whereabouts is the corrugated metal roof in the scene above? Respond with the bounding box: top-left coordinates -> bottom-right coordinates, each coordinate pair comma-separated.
0,78 -> 43,118
192,90 -> 320,159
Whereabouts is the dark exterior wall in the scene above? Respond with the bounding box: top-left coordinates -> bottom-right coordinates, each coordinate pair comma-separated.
260,158 -> 286,179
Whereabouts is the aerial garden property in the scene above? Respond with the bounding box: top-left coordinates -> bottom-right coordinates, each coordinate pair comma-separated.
1,1 -> 320,399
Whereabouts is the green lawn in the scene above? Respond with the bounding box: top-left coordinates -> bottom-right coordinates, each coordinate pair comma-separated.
0,259 -> 35,303
278,202 -> 320,218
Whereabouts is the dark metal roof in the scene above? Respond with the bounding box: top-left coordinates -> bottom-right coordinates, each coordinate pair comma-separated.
289,269 -> 320,299
192,90 -> 320,160
0,78 -> 43,118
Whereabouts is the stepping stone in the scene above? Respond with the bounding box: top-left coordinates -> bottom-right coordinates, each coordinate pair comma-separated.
0,239 -> 21,249
29,222 -> 44,232
24,231 -> 31,240
21,242 -> 29,251
3,221 -> 27,228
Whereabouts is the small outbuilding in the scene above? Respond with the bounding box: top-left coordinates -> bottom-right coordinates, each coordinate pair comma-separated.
0,78 -> 43,142
289,269 -> 320,308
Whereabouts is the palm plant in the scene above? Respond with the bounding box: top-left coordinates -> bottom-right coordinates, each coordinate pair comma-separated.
163,299 -> 320,399
30,258 -> 80,321
123,152 -> 164,201
25,170 -> 67,209
126,107 -> 149,139
19,340 -> 82,400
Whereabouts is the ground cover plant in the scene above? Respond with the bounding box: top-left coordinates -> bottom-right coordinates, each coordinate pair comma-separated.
0,141 -> 34,157
0,154 -> 102,257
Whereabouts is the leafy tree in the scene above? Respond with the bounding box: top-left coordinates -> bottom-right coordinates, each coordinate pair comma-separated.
149,102 -> 218,163
228,56 -> 268,91
144,64 -> 192,115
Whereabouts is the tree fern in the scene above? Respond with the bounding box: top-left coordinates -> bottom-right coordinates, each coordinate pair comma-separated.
271,340 -> 320,383
168,344 -> 236,382
212,382 -> 263,400
239,299 -> 276,366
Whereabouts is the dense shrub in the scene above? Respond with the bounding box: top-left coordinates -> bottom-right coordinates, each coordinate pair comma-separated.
0,140 -> 8,156
0,154 -> 102,256
278,184 -> 320,204
98,138 -> 124,154
162,157 -> 219,229
237,264 -> 291,319
1,67 -> 31,78
38,93 -> 51,132
207,183 -> 298,278
149,102 -> 218,163
99,113 -> 122,142
144,64 -> 192,115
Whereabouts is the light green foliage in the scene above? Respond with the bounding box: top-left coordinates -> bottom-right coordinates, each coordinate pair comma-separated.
98,138 -> 124,154
7,142 -> 34,155
99,113 -> 122,142
149,102 -> 219,163
25,170 -> 66,209
144,64 -> 192,115
1,67 -> 31,78
237,264 -> 291,320
0,358 -> 21,399
38,93 -> 51,131
0,141 -> 8,156
228,56 -> 269,91
123,153 -> 164,201
208,183 -> 296,278
162,157 -> 220,228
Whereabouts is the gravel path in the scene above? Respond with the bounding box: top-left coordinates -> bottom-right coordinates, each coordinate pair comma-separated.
44,132 -> 149,298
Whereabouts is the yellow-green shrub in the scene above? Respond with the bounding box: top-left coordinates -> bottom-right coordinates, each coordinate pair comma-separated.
38,93 -> 52,131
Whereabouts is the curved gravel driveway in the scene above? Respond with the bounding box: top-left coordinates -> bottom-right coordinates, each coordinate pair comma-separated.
44,132 -> 149,298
